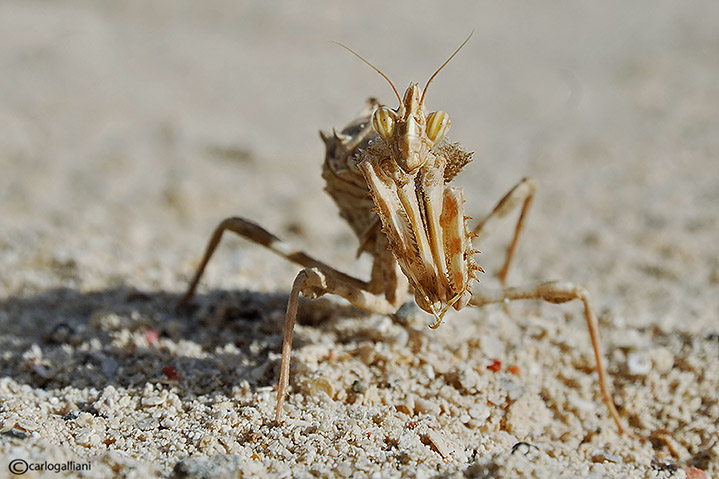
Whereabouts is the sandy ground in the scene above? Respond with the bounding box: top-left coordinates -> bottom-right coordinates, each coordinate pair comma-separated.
1,1 -> 718,477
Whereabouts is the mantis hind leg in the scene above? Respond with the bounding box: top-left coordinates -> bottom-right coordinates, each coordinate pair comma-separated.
179,217 -> 407,423
471,177 -> 537,284
179,217 -> 369,306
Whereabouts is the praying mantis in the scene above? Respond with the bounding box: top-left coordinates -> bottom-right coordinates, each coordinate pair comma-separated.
179,34 -> 624,433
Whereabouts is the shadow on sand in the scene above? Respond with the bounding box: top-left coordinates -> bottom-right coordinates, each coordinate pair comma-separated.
0,286 -> 364,400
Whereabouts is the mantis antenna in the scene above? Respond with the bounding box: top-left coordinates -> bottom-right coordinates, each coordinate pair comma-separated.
332,41 -> 403,106
420,30 -> 474,106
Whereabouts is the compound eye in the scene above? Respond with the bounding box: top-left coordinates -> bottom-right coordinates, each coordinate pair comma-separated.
426,111 -> 451,143
372,107 -> 396,139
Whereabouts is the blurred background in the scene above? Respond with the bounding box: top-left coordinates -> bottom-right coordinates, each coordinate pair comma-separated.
1,0 -> 717,330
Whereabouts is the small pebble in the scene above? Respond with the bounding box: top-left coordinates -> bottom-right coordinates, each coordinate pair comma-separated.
396,396 -> 415,415
172,454 -> 241,479
354,344 -> 376,365
422,363 -> 435,381
505,393 -> 551,437
394,301 -> 422,325
63,411 -> 79,421
685,467 -> 707,479
1,418 -> 17,432
76,428 -> 101,446
456,366 -> 481,393
309,377 -> 334,400
468,404 -> 490,422
76,412 -> 94,427
651,347 -> 674,374
500,378 -> 524,401
424,428 -> 454,459
414,397 -> 440,415
627,351 -> 652,376
511,442 -> 540,456
4,428 -> 29,439
142,395 -> 166,407
351,380 -> 366,393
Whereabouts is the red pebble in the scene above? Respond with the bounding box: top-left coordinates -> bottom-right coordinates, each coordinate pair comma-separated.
144,329 -> 159,345
162,365 -> 180,381
487,359 -> 502,372
686,467 -> 706,479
